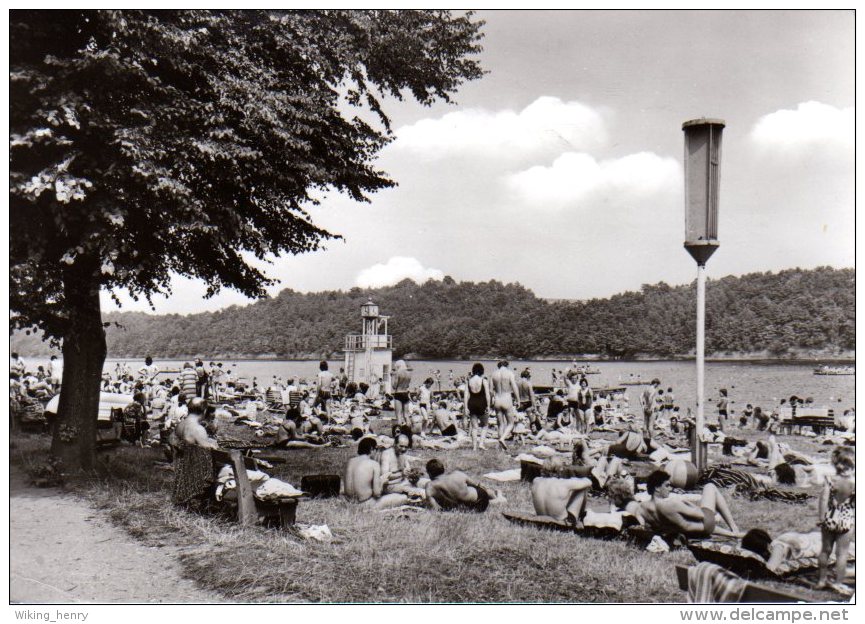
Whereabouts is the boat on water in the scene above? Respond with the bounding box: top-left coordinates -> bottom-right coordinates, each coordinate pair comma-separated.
620,375 -> 647,386
813,365 -> 855,376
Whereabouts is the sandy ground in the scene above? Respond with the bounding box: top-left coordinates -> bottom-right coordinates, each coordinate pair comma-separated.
9,468 -> 223,604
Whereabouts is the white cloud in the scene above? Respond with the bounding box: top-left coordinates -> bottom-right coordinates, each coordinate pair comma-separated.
355,257 -> 444,289
751,101 -> 853,150
505,151 -> 681,208
392,96 -> 607,159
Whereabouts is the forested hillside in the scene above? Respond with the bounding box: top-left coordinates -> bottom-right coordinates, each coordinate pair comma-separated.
11,267 -> 854,359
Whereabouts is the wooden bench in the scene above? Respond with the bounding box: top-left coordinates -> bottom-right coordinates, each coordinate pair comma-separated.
675,565 -> 806,603
778,408 -> 837,435
211,449 -> 298,528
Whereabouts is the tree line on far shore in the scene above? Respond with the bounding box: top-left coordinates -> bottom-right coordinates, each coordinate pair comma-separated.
12,266 -> 854,360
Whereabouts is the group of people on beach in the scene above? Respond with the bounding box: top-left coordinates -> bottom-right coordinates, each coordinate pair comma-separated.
9,350 -> 855,595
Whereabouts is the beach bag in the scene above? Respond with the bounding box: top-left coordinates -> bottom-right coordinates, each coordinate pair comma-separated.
300,474 -> 341,498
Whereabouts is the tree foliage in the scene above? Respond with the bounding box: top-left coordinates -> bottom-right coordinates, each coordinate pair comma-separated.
8,9 -> 484,471
14,267 -> 853,360
10,9 -> 485,337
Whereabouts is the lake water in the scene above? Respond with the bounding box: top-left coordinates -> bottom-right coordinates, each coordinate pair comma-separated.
86,357 -> 855,414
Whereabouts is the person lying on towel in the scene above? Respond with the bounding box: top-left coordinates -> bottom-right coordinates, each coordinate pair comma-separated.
425,458 -> 502,512
639,470 -> 744,539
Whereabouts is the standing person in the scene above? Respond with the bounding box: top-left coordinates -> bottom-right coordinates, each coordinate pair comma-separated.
575,377 -> 594,433
206,362 -> 221,400
490,360 -> 520,450
179,362 -> 198,400
138,356 -> 160,384
194,358 -> 209,398
564,372 -> 582,433
448,369 -> 455,389
663,387 -> 675,421
47,355 -> 63,391
717,388 -> 729,432
433,369 -> 442,392
338,367 -> 349,398
464,362 -> 491,451
640,378 -> 661,435
391,359 -> 412,429
314,361 -> 335,421
815,446 -> 855,594
418,377 -> 434,433
517,369 -> 537,426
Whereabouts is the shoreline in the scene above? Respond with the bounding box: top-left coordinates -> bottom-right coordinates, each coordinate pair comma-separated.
89,354 -> 854,364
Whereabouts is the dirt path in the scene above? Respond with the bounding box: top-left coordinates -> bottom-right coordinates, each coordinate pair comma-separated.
10,468 -> 223,604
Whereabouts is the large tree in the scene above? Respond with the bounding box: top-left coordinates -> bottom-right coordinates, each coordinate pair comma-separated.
9,9 -> 484,471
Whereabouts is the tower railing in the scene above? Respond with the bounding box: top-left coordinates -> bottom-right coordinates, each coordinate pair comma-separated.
344,334 -> 392,350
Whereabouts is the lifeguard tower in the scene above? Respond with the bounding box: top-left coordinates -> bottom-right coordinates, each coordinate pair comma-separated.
344,300 -> 393,393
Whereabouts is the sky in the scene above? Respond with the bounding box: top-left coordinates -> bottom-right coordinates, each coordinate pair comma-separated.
103,9 -> 855,315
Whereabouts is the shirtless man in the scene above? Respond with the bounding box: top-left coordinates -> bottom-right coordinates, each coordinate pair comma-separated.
490,360 -> 520,450
314,361 -> 334,420
531,471 -> 594,525
639,470 -> 743,539
425,459 -> 498,512
418,378 -> 434,433
391,360 -> 412,429
344,438 -> 407,509
349,405 -> 369,440
516,370 -> 537,425
640,378 -> 661,435
433,401 -> 459,436
379,433 -> 423,497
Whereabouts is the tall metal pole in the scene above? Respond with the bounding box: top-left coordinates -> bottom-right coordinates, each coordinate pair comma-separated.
682,117 -> 725,473
694,263 -> 707,471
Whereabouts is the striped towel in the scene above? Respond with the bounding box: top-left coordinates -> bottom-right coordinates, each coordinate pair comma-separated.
701,466 -> 810,504
688,562 -> 747,603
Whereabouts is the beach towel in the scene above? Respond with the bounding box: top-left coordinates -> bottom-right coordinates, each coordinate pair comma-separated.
700,465 -> 810,504
255,478 -> 304,501
687,562 -> 747,603
529,445 -> 559,458
483,469 -> 522,482
516,453 -> 545,464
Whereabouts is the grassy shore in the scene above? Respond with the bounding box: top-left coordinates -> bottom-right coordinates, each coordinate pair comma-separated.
9,429 -> 844,603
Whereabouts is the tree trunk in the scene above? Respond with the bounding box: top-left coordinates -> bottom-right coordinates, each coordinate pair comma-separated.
51,261 -> 106,473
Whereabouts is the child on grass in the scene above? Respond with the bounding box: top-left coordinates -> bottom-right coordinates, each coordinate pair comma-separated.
815,446 -> 855,594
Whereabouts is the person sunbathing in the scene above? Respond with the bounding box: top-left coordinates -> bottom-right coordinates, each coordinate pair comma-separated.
756,435 -> 835,487
425,458 -> 500,512
530,468 -> 593,525
639,470 -> 743,539
578,475 -> 644,530
432,401 -> 459,437
344,437 -> 408,509
740,528 -> 855,575
275,414 -> 329,448
379,432 -> 425,497
607,425 -> 650,459
348,405 -> 369,440
569,438 -> 626,488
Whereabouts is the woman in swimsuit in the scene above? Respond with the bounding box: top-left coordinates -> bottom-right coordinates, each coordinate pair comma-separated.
575,377 -> 593,434
816,446 -> 855,593
463,362 -> 490,451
